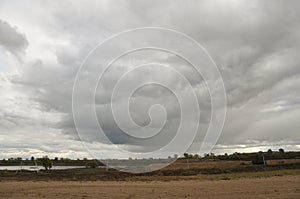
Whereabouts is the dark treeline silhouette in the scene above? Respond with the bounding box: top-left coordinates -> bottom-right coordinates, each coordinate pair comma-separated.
0,156 -> 104,168
180,149 -> 300,163
1,149 -> 299,168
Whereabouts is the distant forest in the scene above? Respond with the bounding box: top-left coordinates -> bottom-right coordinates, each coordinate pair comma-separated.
1,149 -> 299,167
183,148 -> 300,161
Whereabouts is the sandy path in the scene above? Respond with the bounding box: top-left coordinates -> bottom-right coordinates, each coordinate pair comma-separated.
0,175 -> 299,198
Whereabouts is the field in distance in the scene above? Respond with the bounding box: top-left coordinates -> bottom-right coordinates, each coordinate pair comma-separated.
1,158 -> 299,198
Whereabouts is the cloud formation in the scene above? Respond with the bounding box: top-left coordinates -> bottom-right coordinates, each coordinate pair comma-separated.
0,19 -> 28,56
0,0 -> 300,159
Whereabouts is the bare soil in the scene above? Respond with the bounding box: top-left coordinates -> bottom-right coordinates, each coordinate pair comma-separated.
0,175 -> 299,199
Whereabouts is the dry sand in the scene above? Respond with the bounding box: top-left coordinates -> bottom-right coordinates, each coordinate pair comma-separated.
0,175 -> 299,198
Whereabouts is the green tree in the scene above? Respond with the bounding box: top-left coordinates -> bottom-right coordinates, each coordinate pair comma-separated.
267,149 -> 273,154
41,156 -> 52,170
252,154 -> 265,165
279,148 -> 285,153
86,159 -> 99,168
183,153 -> 189,159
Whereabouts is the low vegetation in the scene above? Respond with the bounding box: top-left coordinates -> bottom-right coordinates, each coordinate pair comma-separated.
0,158 -> 299,182
2,148 -> 299,167
0,149 -> 299,182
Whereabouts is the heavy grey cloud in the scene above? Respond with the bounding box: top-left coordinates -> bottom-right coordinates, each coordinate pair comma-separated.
0,0 -> 300,159
0,19 -> 28,56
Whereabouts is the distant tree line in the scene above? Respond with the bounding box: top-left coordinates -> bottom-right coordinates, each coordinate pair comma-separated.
180,149 -> 300,162
0,156 -> 104,169
1,149 -> 299,168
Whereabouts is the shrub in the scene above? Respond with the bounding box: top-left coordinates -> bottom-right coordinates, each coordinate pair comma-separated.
252,155 -> 266,165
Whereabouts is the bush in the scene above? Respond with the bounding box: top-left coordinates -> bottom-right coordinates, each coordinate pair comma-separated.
41,156 -> 52,170
85,160 -> 99,168
252,155 -> 266,165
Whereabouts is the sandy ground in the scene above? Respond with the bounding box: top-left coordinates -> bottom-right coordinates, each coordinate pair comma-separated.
0,175 -> 299,199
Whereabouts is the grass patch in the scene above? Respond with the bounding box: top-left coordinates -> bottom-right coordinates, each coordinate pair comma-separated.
205,169 -> 300,180
1,161 -> 299,182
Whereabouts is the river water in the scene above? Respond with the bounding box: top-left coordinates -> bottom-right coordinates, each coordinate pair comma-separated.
0,165 -> 86,170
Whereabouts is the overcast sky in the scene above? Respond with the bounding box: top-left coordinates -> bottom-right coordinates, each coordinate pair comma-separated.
0,0 -> 300,159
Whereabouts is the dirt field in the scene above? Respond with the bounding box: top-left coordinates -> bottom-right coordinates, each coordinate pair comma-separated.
165,159 -> 300,170
0,175 -> 299,199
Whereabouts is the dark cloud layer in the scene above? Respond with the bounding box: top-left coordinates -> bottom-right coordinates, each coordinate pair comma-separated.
0,19 -> 28,56
0,0 -> 299,158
